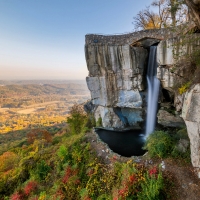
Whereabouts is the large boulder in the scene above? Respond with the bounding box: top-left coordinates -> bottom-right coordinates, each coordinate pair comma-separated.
157,109 -> 185,128
182,84 -> 200,170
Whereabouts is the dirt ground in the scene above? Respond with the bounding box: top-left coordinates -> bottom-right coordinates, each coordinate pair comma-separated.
85,130 -> 200,200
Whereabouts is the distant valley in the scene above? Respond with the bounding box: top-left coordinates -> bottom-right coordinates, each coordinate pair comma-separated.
0,80 -> 90,134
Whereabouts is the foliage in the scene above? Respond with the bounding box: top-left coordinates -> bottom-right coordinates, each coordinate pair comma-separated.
57,145 -> 68,163
137,168 -> 164,200
144,131 -> 174,158
67,104 -> 88,134
35,160 -> 51,181
96,117 -> 102,127
170,26 -> 200,94
178,81 -> 191,94
185,0 -> 200,29
133,0 -> 188,30
24,181 -> 38,196
86,114 -> 96,129
0,130 -> 168,200
145,129 -> 191,162
27,129 -> 52,144
0,151 -> 18,173
171,128 -> 191,161
0,104 -> 173,199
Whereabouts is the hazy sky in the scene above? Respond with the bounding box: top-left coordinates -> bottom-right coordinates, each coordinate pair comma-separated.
0,0 -> 153,80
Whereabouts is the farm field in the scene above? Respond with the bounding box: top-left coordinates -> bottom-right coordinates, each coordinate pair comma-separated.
0,81 -> 90,134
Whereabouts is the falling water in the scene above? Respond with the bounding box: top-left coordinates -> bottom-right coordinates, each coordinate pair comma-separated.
145,46 -> 160,137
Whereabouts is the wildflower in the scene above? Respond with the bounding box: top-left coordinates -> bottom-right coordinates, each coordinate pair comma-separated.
11,192 -> 24,200
129,174 -> 136,184
62,166 -> 73,183
24,181 -> 38,196
149,166 -> 157,176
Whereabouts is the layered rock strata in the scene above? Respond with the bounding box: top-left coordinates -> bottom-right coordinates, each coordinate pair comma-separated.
85,44 -> 148,128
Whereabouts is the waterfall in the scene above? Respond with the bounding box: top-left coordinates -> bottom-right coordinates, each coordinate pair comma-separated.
145,46 -> 160,137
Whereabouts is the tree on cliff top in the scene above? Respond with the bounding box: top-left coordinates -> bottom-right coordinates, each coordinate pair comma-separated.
133,0 -> 170,30
133,0 -> 188,30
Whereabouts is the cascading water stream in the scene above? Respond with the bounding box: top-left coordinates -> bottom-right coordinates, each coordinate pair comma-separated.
145,46 -> 160,137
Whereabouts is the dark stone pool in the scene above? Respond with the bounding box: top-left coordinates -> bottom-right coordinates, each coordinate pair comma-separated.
95,128 -> 146,157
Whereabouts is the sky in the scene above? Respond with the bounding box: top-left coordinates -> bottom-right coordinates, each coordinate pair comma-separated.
0,0 -> 154,80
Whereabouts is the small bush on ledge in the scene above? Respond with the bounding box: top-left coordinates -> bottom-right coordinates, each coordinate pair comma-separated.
96,116 -> 102,127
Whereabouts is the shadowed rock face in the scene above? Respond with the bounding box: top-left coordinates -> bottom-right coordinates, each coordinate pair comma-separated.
85,44 -> 148,129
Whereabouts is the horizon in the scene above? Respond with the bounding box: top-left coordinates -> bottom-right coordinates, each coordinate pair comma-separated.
0,0 -> 154,80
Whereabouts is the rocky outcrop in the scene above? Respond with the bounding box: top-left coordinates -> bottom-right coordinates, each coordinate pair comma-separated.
157,36 -> 200,171
156,34 -> 200,112
157,109 -> 185,128
85,31 -> 200,129
182,84 -> 200,171
157,34 -> 200,92
85,28 -> 175,46
85,44 -> 148,129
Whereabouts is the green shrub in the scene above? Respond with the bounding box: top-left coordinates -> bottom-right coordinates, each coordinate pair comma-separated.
96,117 -> 102,127
57,145 -> 68,162
86,114 -> 96,128
144,131 -> 174,158
35,160 -> 51,181
171,145 -> 190,160
175,128 -> 188,140
137,170 -> 164,200
67,104 -> 88,134
178,81 -> 191,94
169,128 -> 191,161
52,136 -> 62,145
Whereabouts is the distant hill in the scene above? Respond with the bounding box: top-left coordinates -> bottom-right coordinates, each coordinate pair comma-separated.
0,79 -> 87,85
0,83 -> 89,97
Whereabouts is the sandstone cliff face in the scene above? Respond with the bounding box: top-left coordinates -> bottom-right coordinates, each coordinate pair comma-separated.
85,44 -> 148,128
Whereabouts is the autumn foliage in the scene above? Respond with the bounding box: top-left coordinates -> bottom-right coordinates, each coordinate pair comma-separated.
0,151 -> 18,173
27,129 -> 52,144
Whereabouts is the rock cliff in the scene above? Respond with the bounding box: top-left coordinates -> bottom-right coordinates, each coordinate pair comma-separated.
85,44 -> 148,128
156,34 -> 200,172
85,29 -> 200,172
85,28 -> 177,129
182,84 -> 200,171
